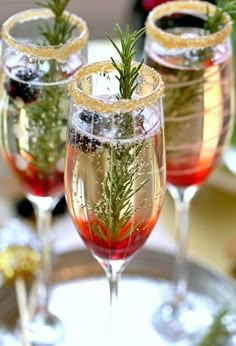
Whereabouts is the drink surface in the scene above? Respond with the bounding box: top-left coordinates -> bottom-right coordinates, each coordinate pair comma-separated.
145,27 -> 233,188
65,110 -> 165,261
0,51 -> 84,197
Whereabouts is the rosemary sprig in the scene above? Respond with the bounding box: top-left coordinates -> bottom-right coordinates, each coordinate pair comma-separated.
106,24 -> 145,136
163,0 -> 234,122
196,306 -> 230,346
106,24 -> 145,99
91,144 -> 148,242
36,0 -> 76,45
164,70 -> 204,118
17,0 -> 75,174
91,25 -> 147,241
25,83 -> 67,173
205,0 -> 236,33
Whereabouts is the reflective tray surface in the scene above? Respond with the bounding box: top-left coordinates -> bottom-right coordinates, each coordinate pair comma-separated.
1,249 -> 236,346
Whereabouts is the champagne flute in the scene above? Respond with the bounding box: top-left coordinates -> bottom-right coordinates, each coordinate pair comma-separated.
144,0 -> 234,340
0,6 -> 88,344
223,12 -> 236,176
64,53 -> 165,341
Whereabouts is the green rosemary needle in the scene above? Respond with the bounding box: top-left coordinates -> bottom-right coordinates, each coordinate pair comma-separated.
205,0 -> 236,33
106,24 -> 145,100
196,306 -> 230,346
36,0 -> 76,45
163,0 -> 235,123
16,0 -> 77,174
91,25 -> 147,242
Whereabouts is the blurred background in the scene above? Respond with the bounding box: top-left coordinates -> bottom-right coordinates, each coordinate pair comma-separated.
0,0 -> 131,39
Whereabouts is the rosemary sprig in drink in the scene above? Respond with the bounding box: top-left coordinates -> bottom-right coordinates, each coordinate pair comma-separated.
30,0 -> 76,172
205,0 -> 236,33
12,0 -> 77,174
91,24 -> 147,242
159,0 -> 234,122
91,143 -> 148,242
36,0 -> 76,45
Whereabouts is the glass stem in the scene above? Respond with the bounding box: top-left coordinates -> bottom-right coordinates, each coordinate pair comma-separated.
174,197 -> 191,301
28,195 -> 56,316
107,265 -> 120,309
168,185 -> 198,303
104,261 -> 124,343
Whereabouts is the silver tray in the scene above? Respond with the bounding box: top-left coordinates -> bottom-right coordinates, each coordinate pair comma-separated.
1,249 -> 236,345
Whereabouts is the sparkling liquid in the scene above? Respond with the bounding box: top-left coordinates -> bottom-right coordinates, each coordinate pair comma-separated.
0,53 -> 84,198
145,27 -> 234,188
65,119 -> 165,261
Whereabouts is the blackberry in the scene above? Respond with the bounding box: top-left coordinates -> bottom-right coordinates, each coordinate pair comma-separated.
79,110 -> 100,124
5,69 -> 41,104
68,125 -> 100,153
77,133 -> 100,153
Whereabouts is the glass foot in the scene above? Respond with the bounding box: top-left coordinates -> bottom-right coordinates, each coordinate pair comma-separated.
28,311 -> 65,345
0,326 -> 20,346
151,292 -> 215,343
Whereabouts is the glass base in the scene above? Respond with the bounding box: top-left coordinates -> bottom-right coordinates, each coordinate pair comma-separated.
28,311 -> 65,345
151,292 -> 216,344
0,326 -> 20,346
0,313 -> 64,346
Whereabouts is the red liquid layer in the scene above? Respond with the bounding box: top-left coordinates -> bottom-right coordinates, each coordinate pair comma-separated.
167,159 -> 215,188
73,214 -> 160,261
6,155 -> 64,198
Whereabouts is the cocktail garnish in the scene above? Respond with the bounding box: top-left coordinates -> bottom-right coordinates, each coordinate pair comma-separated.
145,0 -> 233,129
5,0 -> 86,175
205,0 -> 236,33
36,0 -> 76,45
106,24 -> 145,100
90,25 -> 149,242
5,69 -> 41,104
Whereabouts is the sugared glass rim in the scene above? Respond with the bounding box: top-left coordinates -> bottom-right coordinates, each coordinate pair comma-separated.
68,60 -> 165,114
1,8 -> 89,61
145,0 -> 232,49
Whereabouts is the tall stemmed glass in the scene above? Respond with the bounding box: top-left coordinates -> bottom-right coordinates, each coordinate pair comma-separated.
144,0 -> 234,340
0,7 -> 88,344
64,59 -> 165,341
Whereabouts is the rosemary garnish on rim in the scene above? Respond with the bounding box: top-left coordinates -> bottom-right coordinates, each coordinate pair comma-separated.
90,24 -> 147,242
